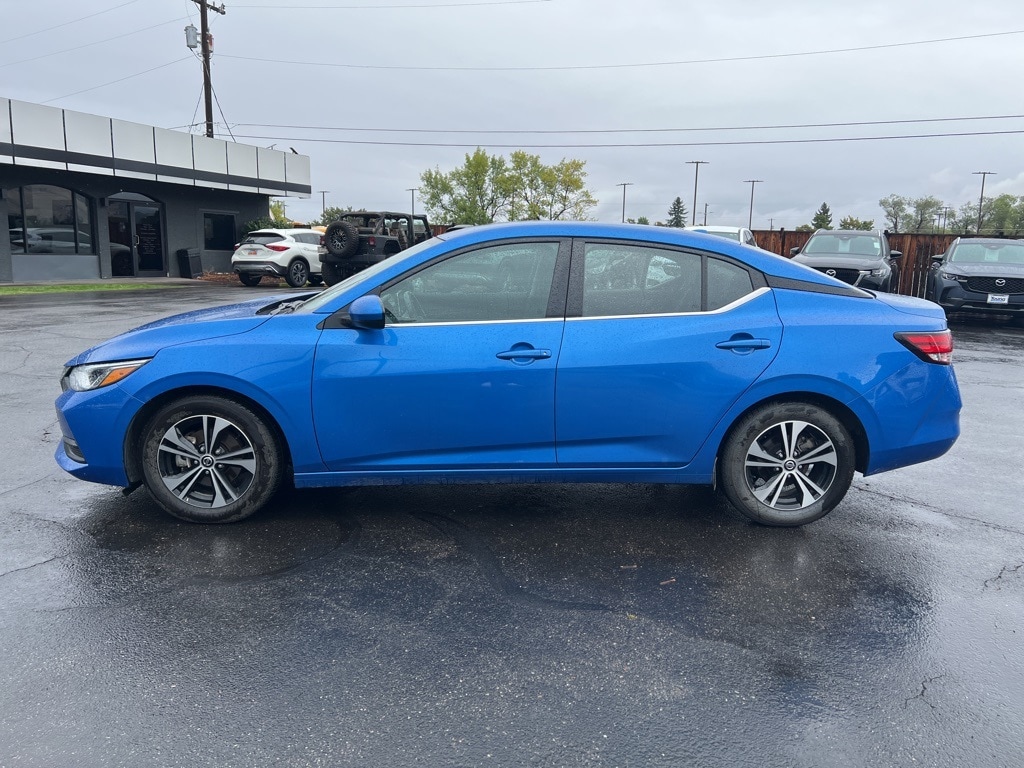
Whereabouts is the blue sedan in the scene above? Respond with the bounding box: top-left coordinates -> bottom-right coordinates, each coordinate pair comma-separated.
55,222 -> 961,526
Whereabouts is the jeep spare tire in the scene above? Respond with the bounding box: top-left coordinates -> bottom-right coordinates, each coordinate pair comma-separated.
324,221 -> 360,258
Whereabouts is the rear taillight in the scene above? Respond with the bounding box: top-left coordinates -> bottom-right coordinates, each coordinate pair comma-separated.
368,236 -> 376,249
233,243 -> 240,249
265,244 -> 289,252
894,330 -> 953,364
319,235 -> 325,246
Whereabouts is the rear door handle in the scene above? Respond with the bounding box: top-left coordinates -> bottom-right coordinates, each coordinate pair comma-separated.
715,338 -> 771,351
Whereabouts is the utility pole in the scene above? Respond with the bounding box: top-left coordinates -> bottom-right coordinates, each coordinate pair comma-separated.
193,1 -> 226,138
703,202 -> 710,226
686,161 -> 708,225
616,182 -> 633,223
972,171 -> 995,234
318,190 -> 329,215
407,188 -> 419,216
743,179 -> 763,229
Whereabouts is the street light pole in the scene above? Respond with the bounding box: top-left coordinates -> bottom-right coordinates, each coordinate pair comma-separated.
703,202 -> 710,226
317,190 -> 329,215
616,182 -> 633,223
972,171 -> 995,234
686,161 -> 708,225
743,179 -> 763,229
407,188 -> 419,217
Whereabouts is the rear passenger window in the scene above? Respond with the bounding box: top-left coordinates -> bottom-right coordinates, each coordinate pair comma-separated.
707,258 -> 754,310
583,244 -> 701,317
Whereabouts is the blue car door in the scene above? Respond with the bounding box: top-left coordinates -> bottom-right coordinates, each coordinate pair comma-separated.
312,239 -> 569,471
555,240 -> 783,467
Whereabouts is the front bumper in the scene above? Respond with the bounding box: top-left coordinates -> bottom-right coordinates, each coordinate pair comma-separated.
933,279 -> 1024,314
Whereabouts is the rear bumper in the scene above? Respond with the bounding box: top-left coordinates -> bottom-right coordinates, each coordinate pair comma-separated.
233,261 -> 288,277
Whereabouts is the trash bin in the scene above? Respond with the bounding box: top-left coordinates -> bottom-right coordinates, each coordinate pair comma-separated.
176,248 -> 202,278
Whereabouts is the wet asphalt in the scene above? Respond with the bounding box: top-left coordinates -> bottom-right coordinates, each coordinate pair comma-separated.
1,284 -> 1022,768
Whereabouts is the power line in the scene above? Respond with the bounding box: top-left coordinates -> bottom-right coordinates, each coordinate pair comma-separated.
41,58 -> 194,104
0,0 -> 142,44
0,17 -> 190,69
230,113 -> 1024,136
225,128 -> 1024,149
217,28 -> 1024,72
233,0 -> 551,7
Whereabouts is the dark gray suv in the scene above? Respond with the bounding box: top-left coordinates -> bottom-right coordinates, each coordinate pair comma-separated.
790,230 -> 902,293
926,237 -> 1024,317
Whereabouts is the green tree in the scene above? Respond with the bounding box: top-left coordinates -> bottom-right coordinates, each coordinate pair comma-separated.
312,205 -> 354,226
666,197 -> 688,228
903,195 -> 944,233
420,148 -> 597,224
878,194 -> 909,232
626,216 -> 651,225
838,215 -> 874,230
810,202 -> 833,230
795,224 -> 815,232
985,194 -> 1024,235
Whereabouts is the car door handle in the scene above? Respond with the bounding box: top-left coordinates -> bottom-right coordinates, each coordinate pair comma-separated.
496,346 -> 551,361
715,338 -> 771,351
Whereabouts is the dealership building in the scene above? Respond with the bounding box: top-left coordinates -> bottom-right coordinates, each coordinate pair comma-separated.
0,97 -> 311,283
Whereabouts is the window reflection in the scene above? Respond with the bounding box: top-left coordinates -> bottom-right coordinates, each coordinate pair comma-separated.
5,185 -> 94,255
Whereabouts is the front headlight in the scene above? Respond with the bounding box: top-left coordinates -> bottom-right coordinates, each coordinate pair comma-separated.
64,359 -> 150,392
940,272 -> 964,281
870,265 -> 890,277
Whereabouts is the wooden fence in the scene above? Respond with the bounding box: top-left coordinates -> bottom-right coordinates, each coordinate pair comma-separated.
754,231 -> 957,298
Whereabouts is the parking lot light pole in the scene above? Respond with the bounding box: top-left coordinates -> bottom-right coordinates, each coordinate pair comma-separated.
318,190 -> 329,215
616,182 -> 633,223
743,180 -> 763,229
972,171 -> 995,234
407,188 -> 419,217
686,161 -> 708,225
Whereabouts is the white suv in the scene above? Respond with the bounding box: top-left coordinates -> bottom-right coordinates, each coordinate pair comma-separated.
685,225 -> 759,248
231,228 -> 324,288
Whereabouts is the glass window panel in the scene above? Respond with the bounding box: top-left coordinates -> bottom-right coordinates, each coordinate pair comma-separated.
22,185 -> 75,255
381,242 -> 559,323
5,187 -> 25,254
75,193 -> 94,253
204,213 -> 236,250
707,258 -> 754,310
583,243 -> 701,317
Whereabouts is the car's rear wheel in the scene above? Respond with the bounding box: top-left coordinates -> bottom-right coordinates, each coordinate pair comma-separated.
285,258 -> 309,288
140,396 -> 282,524
719,402 -> 855,526
308,275 -> 323,286
238,273 -> 262,287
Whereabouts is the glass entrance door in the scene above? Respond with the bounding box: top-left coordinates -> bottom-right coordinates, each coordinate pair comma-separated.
107,200 -> 165,276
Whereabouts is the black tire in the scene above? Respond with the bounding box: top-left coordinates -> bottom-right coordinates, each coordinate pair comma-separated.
321,261 -> 347,287
285,258 -> 309,288
238,273 -> 262,287
719,401 -> 855,527
324,220 -> 360,258
139,396 -> 283,524
308,275 -> 323,286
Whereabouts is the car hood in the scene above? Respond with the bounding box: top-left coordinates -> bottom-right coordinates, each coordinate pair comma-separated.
792,254 -> 887,270
65,294 -> 294,366
939,262 -> 1024,276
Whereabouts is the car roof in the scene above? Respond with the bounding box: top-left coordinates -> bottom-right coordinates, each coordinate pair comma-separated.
435,221 -> 842,285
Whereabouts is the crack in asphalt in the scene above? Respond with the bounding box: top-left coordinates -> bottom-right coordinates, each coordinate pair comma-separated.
983,562 -> 1023,590
412,510 -> 612,613
855,485 -> 1024,537
0,555 -> 62,580
904,674 -> 945,711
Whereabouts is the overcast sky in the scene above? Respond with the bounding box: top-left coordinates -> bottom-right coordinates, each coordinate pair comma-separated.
4,0 -> 1023,228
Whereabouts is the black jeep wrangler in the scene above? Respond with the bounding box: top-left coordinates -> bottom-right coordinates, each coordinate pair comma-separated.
320,211 -> 432,286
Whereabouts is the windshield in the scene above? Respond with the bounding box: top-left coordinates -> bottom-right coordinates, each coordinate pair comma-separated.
802,233 -> 882,258
295,236 -> 442,313
949,241 -> 1024,264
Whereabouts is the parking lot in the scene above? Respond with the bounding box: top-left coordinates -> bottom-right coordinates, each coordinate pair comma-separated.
1,284 -> 1023,767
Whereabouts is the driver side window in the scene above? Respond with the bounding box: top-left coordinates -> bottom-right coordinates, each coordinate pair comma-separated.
380,242 -> 559,324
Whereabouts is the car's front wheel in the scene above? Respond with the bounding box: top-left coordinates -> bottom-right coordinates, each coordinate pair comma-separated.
285,258 -> 309,288
719,402 -> 855,526
139,396 -> 283,523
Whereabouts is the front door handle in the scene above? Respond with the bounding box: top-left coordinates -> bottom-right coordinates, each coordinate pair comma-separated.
496,344 -> 551,363
715,337 -> 771,352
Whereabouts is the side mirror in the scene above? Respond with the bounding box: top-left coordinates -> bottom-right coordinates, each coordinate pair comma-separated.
348,295 -> 385,330
789,246 -> 801,256
890,250 -> 903,259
